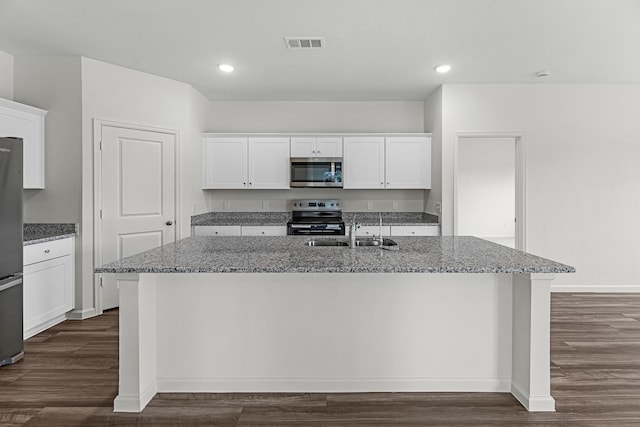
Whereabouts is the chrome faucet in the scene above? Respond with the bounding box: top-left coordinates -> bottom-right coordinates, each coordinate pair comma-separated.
376,213 -> 384,245
349,215 -> 360,249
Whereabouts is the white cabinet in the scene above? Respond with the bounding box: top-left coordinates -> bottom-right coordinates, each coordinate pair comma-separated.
343,136 -> 385,189
291,136 -> 342,158
241,226 -> 287,236
391,225 -> 439,236
385,136 -> 431,189
192,225 -> 242,236
248,137 -> 290,189
0,98 -> 47,189
202,137 -> 248,189
343,136 -> 431,189
23,237 -> 75,339
202,136 -> 289,189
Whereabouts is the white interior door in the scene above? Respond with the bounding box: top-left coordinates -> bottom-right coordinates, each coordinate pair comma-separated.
99,125 -> 176,310
457,137 -> 516,248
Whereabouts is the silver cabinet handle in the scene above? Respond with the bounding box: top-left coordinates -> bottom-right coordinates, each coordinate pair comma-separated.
44,249 -> 50,254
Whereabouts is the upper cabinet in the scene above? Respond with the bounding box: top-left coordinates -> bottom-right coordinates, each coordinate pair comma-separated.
343,136 -> 385,189
203,136 -> 290,189
344,135 -> 431,189
290,136 -> 342,158
0,98 -> 47,189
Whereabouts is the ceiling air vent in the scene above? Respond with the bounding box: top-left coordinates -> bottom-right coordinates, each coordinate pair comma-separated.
285,37 -> 325,49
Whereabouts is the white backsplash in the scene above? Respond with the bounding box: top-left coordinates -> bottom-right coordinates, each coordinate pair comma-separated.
203,189 -> 429,213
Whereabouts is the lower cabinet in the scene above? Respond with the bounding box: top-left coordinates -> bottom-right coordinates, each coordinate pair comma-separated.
23,237 -> 74,339
192,225 -> 287,236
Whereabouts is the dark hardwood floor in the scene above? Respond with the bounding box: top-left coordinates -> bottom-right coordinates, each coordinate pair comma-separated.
1,293 -> 639,426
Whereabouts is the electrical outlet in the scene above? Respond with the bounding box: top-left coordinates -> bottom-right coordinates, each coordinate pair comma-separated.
223,200 -> 230,210
367,201 -> 373,210
435,203 -> 441,214
392,201 -> 398,210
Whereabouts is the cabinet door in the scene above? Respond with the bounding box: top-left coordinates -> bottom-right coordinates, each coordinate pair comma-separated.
202,137 -> 248,189
290,137 -> 315,157
343,137 -> 385,189
248,137 -> 290,189
316,137 -> 343,157
241,226 -> 287,236
0,100 -> 47,189
193,225 -> 241,236
23,253 -> 74,339
391,225 -> 439,236
385,136 -> 431,189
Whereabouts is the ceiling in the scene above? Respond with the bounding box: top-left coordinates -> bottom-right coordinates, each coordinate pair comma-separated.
1,0 -> 639,101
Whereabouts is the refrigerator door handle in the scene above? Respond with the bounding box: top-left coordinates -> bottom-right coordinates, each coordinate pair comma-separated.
0,277 -> 22,293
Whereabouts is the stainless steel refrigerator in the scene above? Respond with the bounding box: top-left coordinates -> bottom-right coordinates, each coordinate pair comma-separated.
0,137 -> 24,366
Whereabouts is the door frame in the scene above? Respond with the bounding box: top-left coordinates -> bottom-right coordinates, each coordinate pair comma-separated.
453,132 -> 526,251
93,119 -> 180,314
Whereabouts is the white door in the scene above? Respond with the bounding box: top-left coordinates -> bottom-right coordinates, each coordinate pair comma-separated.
202,137 -> 248,189
456,137 -> 516,248
343,136 -> 385,189
99,124 -> 177,310
316,137 -> 342,157
385,136 -> 430,189
247,137 -> 290,189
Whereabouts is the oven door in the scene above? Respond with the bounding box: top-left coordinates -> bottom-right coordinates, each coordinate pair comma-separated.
287,223 -> 346,235
290,158 -> 342,188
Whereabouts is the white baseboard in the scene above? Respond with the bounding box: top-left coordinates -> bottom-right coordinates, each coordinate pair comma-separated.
66,307 -> 98,320
23,314 -> 67,340
551,285 -> 640,293
511,382 -> 555,412
113,381 -> 157,413
157,377 -> 512,393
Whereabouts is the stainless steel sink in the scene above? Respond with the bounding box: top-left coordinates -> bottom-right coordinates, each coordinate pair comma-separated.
306,237 -> 398,248
306,239 -> 348,247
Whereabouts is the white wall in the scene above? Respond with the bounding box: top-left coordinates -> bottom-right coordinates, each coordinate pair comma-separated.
423,88 -> 442,215
439,84 -> 640,291
457,137 -> 515,245
0,50 -> 13,100
80,58 -> 210,316
203,101 -> 427,212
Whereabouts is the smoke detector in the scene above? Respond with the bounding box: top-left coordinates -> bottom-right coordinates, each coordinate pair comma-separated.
285,37 -> 325,49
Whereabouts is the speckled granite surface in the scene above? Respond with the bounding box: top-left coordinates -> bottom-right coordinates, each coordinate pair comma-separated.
190,211 -> 439,226
23,223 -> 77,245
191,212 -> 290,226
95,236 -> 574,274
347,212 -> 439,226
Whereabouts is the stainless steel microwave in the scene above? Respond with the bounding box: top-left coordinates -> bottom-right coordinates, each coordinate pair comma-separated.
290,158 -> 343,188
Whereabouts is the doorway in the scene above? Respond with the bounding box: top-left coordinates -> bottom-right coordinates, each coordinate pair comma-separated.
454,134 -> 526,250
94,120 -> 178,311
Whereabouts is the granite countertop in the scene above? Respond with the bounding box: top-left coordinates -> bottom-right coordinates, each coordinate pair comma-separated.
23,223 -> 77,245
190,211 -> 439,227
95,236 -> 575,274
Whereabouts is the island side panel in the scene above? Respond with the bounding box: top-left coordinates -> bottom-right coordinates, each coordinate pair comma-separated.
113,273 -> 158,413
153,273 -> 513,393
511,273 -> 555,411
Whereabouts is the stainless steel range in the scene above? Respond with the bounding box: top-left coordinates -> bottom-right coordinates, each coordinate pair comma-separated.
287,199 -> 345,236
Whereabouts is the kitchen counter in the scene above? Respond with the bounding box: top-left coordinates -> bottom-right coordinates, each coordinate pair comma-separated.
190,211 -> 439,227
96,235 -> 573,274
98,236 -> 573,414
23,223 -> 77,245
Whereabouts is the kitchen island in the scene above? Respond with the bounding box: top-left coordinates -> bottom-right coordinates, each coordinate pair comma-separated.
95,236 -> 574,413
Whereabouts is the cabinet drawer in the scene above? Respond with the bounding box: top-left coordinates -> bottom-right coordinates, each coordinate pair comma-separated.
193,225 -> 241,236
391,225 -> 439,236
24,237 -> 74,266
348,225 -> 391,236
241,226 -> 287,236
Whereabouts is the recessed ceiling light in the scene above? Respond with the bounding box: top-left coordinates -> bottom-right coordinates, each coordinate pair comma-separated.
434,64 -> 452,74
218,64 -> 234,73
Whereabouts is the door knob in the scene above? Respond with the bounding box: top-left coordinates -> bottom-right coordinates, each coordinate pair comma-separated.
166,221 -> 173,226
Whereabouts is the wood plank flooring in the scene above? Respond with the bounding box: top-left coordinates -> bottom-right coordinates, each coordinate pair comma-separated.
0,293 -> 639,426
